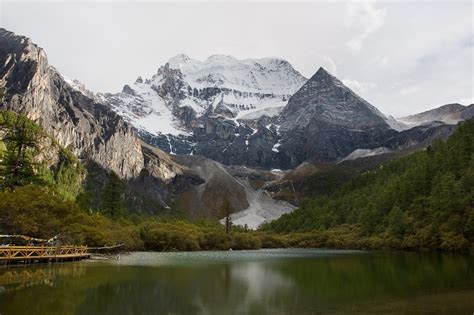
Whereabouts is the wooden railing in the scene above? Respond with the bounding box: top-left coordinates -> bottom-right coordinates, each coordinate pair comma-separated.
0,245 -> 90,263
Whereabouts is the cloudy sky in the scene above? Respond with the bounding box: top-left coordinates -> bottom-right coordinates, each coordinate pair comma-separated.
1,0 -> 472,117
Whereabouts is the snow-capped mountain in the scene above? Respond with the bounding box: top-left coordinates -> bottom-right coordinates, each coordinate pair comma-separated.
104,58 -> 464,170
168,54 -> 305,95
104,54 -> 307,139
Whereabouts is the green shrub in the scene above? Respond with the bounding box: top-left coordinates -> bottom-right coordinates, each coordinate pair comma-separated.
232,233 -> 261,250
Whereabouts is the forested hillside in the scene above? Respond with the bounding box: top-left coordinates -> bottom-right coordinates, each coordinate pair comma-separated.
265,119 -> 474,252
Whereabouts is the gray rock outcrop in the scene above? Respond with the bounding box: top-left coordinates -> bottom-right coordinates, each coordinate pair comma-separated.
0,28 -> 143,178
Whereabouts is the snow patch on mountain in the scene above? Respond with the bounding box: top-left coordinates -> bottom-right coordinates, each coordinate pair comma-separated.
272,142 -> 281,153
106,82 -> 190,136
61,75 -> 97,100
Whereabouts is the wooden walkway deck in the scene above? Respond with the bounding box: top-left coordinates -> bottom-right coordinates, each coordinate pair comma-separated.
0,246 -> 90,265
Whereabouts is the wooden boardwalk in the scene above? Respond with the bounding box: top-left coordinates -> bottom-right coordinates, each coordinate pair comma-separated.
0,246 -> 90,265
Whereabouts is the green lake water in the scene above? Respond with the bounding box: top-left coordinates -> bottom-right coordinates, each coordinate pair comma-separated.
0,249 -> 473,314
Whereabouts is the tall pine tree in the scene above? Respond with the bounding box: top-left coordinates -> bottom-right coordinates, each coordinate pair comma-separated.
101,171 -> 125,218
0,113 -> 40,190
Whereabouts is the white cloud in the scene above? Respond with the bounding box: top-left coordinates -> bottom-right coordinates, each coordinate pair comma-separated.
322,56 -> 337,75
345,1 -> 386,52
342,79 -> 377,95
366,56 -> 388,68
400,86 -> 421,96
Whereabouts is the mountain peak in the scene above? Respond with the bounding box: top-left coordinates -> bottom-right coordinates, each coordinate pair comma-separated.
316,66 -> 330,75
151,53 -> 307,95
311,66 -> 338,82
168,53 -> 191,63
280,66 -> 390,130
166,54 -> 199,72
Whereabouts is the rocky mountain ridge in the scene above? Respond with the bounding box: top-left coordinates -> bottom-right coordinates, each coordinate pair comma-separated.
103,55 -> 471,170
399,103 -> 473,127
275,67 -> 397,166
0,28 -> 143,179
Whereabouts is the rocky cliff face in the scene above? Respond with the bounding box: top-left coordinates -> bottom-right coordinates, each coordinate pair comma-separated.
274,67 -> 397,167
461,104 -> 474,120
280,68 -> 390,129
0,28 -> 143,178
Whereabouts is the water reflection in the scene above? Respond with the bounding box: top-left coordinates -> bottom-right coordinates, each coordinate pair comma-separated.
0,250 -> 473,315
231,262 -> 293,302
0,264 -> 86,294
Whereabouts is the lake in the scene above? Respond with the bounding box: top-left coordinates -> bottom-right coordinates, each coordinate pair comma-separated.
0,249 -> 473,314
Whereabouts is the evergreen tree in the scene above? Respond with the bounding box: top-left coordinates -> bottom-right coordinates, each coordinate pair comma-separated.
0,113 -> 40,190
101,171 -> 125,218
223,199 -> 233,235
388,206 -> 405,238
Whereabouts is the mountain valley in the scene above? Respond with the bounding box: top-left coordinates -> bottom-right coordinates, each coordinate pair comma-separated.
0,27 -> 472,232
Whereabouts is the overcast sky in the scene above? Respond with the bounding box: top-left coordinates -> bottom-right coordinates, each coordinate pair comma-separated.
1,0 -> 472,117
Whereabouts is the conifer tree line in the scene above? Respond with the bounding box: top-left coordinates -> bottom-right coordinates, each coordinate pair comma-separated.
265,119 -> 474,252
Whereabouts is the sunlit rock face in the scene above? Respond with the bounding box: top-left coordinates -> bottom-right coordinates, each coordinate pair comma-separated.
0,28 -> 144,179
